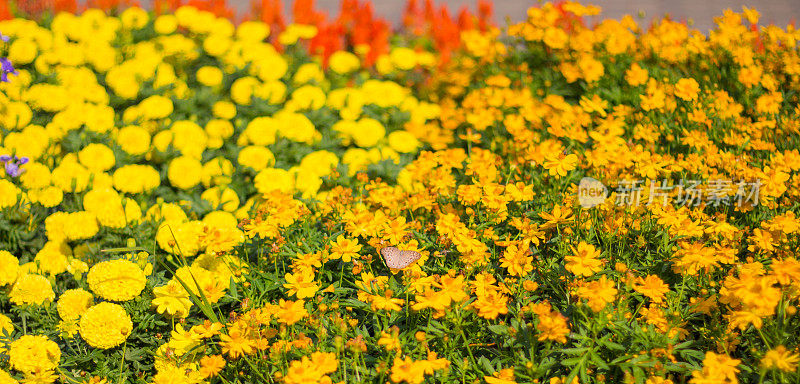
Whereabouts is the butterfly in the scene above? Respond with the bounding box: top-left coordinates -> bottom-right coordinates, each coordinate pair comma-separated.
380,246 -> 421,270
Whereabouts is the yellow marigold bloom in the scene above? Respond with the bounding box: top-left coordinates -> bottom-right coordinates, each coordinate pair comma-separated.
674,78 -> 700,101
168,156 -> 203,190
152,280 -> 193,318
56,288 -> 93,321
0,180 -> 20,209
9,274 -> 55,306
116,126 -> 151,155
79,302 -> 132,349
113,165 -> 161,193
33,241 -> 70,276
254,168 -> 294,195
151,363 -> 204,384
276,112 -> 317,144
389,47 -> 417,71
78,143 -> 115,172
197,66 -> 223,87
19,162 -> 51,189
0,368 -> 17,384
8,335 -> 61,373
63,211 -> 99,241
0,251 -> 20,287
201,187 -> 240,212
86,259 -> 146,302
237,146 -> 275,171
353,118 -> 386,148
388,131 -> 420,154
329,51 -> 360,74
156,220 -> 205,256
299,150 -> 339,177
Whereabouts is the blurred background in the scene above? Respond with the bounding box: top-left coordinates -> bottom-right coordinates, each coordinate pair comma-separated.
232,0 -> 798,32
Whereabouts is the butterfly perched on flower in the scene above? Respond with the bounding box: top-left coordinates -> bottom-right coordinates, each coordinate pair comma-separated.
380,246 -> 421,270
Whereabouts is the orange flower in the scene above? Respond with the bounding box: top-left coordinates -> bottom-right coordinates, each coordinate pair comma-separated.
199,355 -> 226,378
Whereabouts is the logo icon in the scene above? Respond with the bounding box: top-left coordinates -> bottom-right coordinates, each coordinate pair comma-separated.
577,177 -> 608,208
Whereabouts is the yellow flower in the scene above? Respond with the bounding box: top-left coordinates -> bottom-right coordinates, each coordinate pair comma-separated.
0,369 -> 17,384
328,235 -> 362,262
761,345 -> 799,372
56,288 -> 94,321
389,47 -> 417,71
542,153 -> 578,178
168,156 -> 203,190
576,275 -> 617,312
152,280 -> 193,318
113,165 -> 160,193
329,51 -> 360,73
689,351 -> 740,384
197,66 -> 223,87
388,131 -> 420,154
0,251 -> 20,287
117,125 -> 150,155
633,275 -> 670,304
9,274 -> 55,306
0,180 -> 20,209
236,20 -> 270,41
86,259 -> 146,302
212,101 -> 237,119
254,168 -> 294,195
353,118 -> 386,148
564,242 -> 603,277
78,143 -> 115,172
219,329 -> 255,359
154,14 -> 178,34
238,146 -> 275,171
199,355 -> 226,378
283,270 -> 320,299
390,356 -> 426,384
8,335 -> 61,373
79,302 -> 132,349
625,63 -> 649,86
674,78 -> 700,101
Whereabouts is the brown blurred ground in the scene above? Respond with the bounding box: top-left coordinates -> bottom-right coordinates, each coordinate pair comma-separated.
230,0 -> 798,32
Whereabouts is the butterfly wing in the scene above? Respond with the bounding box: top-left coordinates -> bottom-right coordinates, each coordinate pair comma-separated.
381,247 -> 421,269
381,247 -> 403,269
397,250 -> 421,269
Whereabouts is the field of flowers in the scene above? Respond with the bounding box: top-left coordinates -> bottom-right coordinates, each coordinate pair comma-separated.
1,0 -> 800,383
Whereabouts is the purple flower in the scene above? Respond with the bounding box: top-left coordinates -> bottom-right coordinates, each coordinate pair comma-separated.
0,32 -> 8,42
0,155 -> 28,177
0,58 -> 17,83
